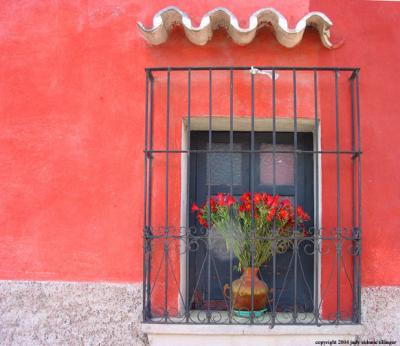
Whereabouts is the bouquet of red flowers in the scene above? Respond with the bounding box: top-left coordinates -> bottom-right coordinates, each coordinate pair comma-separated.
192,192 -> 310,271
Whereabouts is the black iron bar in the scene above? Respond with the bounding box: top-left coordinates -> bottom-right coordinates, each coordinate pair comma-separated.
145,320 -> 358,326
349,70 -> 358,80
146,66 -> 359,72
165,70 -> 171,229
356,72 -> 362,323
335,70 -> 342,324
293,69 -> 298,323
185,69 -> 191,322
142,71 -> 149,321
350,76 -> 357,322
149,233 -> 357,242
229,69 -> 234,323
250,71 -> 255,323
144,72 -> 149,240
145,149 -> 361,155
146,75 -> 154,319
207,68 -> 212,323
147,70 -> 154,81
313,69 -> 320,325
271,69 -> 277,328
148,76 -> 154,228
164,69 -> 171,322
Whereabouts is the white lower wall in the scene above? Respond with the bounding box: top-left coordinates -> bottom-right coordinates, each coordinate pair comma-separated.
0,281 -> 147,346
361,286 -> 400,341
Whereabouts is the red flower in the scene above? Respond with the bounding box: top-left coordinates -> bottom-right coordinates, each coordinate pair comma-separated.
239,202 -> 251,213
209,198 -> 217,212
265,207 -> 276,222
278,209 -> 289,221
253,193 -> 262,205
261,193 -> 268,202
216,193 -> 225,206
270,207 -> 277,217
191,191 -> 308,235
264,194 -> 279,208
297,206 -> 310,221
197,213 -> 208,228
240,192 -> 251,203
191,203 -> 199,212
227,195 -> 236,206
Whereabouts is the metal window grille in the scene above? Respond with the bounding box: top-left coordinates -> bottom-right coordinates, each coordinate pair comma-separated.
143,66 -> 362,326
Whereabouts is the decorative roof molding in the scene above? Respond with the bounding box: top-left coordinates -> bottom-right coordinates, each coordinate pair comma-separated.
137,7 -> 334,48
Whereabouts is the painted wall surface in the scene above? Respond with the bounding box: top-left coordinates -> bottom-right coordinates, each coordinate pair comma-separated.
0,0 -> 399,293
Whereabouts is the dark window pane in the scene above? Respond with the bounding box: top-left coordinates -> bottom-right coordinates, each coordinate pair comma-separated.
207,143 -> 242,186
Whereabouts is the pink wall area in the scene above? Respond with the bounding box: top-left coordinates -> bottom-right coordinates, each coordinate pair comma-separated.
0,0 -> 399,290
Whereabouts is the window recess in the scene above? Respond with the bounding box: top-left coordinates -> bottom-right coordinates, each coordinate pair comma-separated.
143,66 -> 362,326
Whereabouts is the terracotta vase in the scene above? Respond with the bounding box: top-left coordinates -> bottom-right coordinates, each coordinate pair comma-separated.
223,267 -> 269,311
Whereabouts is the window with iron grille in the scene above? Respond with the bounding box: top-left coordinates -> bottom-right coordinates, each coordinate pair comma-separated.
143,66 -> 362,326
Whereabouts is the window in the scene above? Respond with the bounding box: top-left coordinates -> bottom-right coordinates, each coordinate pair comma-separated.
143,67 -> 362,326
189,131 -> 314,312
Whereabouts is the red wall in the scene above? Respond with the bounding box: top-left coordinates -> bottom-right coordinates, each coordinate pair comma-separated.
0,0 -> 399,288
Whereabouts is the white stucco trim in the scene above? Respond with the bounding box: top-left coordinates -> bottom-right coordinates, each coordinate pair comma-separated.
179,116 -> 322,316
183,116 -> 316,132
179,121 -> 189,314
137,7 -> 334,48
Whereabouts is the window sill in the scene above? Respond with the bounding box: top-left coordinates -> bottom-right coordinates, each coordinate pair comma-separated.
142,321 -> 364,346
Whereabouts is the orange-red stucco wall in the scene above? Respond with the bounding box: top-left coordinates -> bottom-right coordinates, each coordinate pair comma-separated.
0,0 -> 399,289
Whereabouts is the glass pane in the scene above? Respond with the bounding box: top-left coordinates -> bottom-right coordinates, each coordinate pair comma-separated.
207,143 -> 242,185
260,143 -> 294,185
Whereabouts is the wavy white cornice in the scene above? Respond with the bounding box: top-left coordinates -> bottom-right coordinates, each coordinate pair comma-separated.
137,7 -> 334,48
